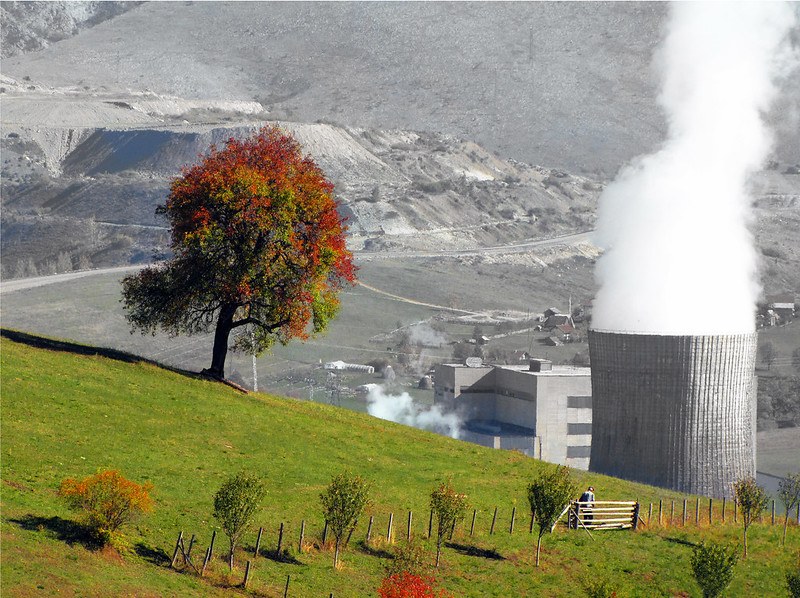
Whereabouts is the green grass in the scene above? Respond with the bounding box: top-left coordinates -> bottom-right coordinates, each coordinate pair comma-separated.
2,335 -> 799,597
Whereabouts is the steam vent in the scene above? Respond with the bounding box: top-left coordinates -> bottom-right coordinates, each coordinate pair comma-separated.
588,330 -> 757,497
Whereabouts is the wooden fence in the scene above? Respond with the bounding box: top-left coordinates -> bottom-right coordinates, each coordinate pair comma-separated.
167,499 -> 800,592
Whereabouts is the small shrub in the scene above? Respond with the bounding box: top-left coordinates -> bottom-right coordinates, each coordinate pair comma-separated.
320,471 -> 371,568
212,471 -> 267,570
733,477 -> 768,558
779,473 -> 800,546
787,566 -> 800,598
527,465 -> 577,566
690,541 -> 738,598
385,540 -> 428,578
59,470 -> 153,546
430,480 -> 468,567
378,571 -> 450,598
583,579 -> 618,598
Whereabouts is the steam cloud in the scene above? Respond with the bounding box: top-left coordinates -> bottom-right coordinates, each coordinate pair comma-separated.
592,3 -> 798,335
366,386 -> 462,439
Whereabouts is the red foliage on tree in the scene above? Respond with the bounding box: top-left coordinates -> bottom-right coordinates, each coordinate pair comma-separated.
378,572 -> 451,598
59,470 -> 153,543
122,126 -> 356,378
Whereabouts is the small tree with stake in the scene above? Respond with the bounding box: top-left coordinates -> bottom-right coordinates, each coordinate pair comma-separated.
527,465 -> 577,567
779,473 -> 800,547
212,471 -> 267,570
690,541 -> 739,598
429,480 -> 468,568
320,471 -> 371,569
733,476 -> 768,558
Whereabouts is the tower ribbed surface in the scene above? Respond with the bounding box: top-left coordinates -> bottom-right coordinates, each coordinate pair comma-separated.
588,330 -> 756,497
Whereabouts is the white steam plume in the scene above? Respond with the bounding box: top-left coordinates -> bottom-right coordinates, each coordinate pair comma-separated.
592,2 -> 798,335
366,386 -> 462,439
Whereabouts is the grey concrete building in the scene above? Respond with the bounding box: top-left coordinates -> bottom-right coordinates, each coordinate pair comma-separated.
588,330 -> 757,498
433,359 -> 592,469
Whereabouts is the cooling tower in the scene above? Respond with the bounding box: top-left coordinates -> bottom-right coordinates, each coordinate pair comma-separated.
588,330 -> 757,497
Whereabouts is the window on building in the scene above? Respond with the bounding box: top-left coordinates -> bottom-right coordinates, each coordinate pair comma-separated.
567,396 -> 592,409
567,423 -> 592,435
567,445 -> 591,458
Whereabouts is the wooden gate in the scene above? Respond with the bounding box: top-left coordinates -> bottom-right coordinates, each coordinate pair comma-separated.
567,500 -> 640,531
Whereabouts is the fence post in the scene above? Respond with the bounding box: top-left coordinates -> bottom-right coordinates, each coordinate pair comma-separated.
695,497 -> 700,525
709,498 -> 713,526
284,574 -> 290,598
277,522 -> 284,556
771,500 -> 775,525
722,498 -> 726,523
322,520 -> 329,546
658,499 -> 663,526
490,507 -> 498,535
633,502 -> 641,530
471,509 -> 477,536
387,513 -> 394,543
298,520 -> 305,553
254,527 -> 263,558
510,506 -> 516,534
648,503 -> 652,526
683,498 -> 687,526
407,511 -> 413,542
366,515 -> 374,542
428,511 -> 433,539
243,560 -> 252,589
202,529 -> 217,576
670,500 -> 675,526
734,500 -> 738,523
170,531 -> 184,568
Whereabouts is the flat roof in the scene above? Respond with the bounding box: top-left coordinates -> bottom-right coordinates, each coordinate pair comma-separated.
442,363 -> 590,376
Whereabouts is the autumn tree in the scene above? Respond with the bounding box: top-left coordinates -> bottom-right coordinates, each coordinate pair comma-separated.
59,470 -> 153,546
121,126 -> 356,379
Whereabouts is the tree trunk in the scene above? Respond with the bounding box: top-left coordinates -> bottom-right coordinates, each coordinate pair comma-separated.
228,539 -> 235,571
207,303 -> 237,379
535,535 -> 542,566
784,512 -> 790,547
333,538 -> 340,569
742,525 -> 748,558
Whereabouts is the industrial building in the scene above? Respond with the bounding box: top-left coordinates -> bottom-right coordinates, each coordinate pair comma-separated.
433,359 -> 592,469
588,330 -> 757,498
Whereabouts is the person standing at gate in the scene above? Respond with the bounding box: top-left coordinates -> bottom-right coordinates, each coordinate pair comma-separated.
579,486 -> 595,522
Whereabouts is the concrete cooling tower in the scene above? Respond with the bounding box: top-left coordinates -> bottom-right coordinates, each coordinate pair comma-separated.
588,330 -> 757,497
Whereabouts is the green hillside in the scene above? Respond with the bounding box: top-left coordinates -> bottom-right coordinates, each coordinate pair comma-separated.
1,333 -> 798,597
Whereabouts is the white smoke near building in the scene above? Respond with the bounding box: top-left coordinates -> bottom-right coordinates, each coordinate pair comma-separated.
592,2 -> 798,335
408,322 -> 447,348
366,386 -> 462,439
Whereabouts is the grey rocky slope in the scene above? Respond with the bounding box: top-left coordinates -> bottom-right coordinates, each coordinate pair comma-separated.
5,1 -> 797,174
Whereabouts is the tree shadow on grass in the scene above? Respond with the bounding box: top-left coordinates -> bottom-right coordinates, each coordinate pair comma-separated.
445,542 -> 505,560
0,329 -> 246,392
247,546 -> 303,565
358,541 -> 394,559
9,514 -> 103,550
134,542 -> 171,566
663,536 -> 697,548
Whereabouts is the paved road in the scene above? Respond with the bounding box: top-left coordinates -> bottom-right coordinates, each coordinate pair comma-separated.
360,230 -> 595,260
0,230 -> 595,295
0,265 -> 145,295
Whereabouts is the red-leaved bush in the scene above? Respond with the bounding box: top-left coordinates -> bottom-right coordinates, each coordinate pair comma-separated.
59,470 -> 153,543
378,572 -> 451,598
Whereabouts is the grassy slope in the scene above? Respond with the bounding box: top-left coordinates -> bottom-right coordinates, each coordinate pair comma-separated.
2,337 -> 798,597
